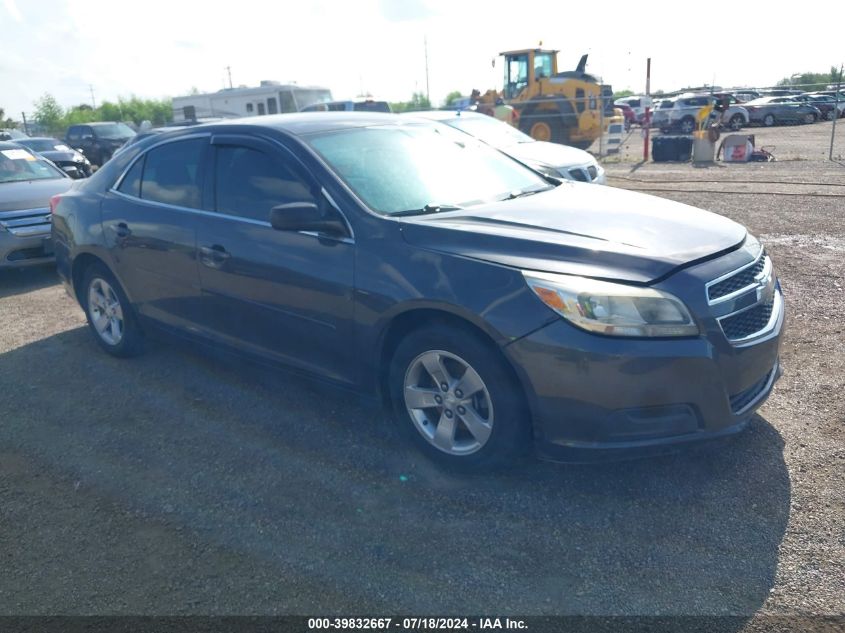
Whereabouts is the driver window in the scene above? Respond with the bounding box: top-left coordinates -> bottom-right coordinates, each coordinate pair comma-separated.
215,145 -> 315,223
504,55 -> 528,100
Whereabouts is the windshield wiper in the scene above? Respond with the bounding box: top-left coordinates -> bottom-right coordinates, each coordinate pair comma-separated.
391,203 -> 465,217
498,186 -> 554,201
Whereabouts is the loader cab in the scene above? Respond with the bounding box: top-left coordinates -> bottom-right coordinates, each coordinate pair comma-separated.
501,49 -> 559,100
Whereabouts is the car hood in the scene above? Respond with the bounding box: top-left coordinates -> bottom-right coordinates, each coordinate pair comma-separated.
399,182 -> 747,284
0,177 -> 73,212
502,140 -> 595,168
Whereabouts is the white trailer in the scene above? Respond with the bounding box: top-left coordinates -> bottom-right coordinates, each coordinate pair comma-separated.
172,81 -> 333,122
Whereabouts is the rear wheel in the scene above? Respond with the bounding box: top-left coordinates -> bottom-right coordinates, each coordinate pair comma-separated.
824,109 -> 834,121
678,116 -> 696,134
82,264 -> 144,357
389,325 -> 529,470
763,113 -> 776,127
802,112 -> 816,124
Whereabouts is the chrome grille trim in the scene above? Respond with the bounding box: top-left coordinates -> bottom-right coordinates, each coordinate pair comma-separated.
705,249 -> 769,306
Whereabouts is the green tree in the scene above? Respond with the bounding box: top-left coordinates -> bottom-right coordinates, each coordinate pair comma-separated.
33,93 -> 64,134
776,66 -> 843,90
612,89 -> 634,100
391,92 -> 432,113
0,107 -> 17,128
443,90 -> 463,107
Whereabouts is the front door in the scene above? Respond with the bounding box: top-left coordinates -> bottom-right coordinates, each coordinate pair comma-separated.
195,134 -> 356,384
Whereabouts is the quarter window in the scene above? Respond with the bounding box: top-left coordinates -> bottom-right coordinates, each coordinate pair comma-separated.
246,103 -> 254,114
214,145 -> 314,223
140,139 -> 205,209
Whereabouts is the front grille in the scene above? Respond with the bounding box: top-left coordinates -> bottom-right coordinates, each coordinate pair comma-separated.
729,367 -> 775,414
568,168 -> 588,182
0,207 -> 51,237
587,165 -> 598,180
708,255 -> 767,301
720,299 -> 774,341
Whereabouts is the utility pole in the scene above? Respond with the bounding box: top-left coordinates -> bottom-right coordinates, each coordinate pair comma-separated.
643,57 -> 651,162
225,66 -> 233,89
89,85 -> 96,109
830,63 -> 843,161
21,112 -> 29,136
424,36 -> 430,103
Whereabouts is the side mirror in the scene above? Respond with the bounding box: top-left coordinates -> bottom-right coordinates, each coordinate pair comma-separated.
269,202 -> 348,237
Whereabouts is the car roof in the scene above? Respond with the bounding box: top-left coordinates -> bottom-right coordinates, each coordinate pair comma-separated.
194,112 -> 410,136
15,137 -> 57,142
405,110 -> 485,121
0,141 -> 29,150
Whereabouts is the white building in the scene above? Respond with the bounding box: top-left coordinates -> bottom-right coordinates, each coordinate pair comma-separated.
172,81 -> 333,122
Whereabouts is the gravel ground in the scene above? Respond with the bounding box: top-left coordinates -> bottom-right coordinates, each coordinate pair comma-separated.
0,162 -> 843,625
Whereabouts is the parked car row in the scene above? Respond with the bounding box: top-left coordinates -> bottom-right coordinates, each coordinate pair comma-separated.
40,112 -> 784,469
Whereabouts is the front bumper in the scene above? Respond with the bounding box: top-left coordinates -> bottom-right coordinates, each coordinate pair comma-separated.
505,286 -> 784,462
0,227 -> 54,268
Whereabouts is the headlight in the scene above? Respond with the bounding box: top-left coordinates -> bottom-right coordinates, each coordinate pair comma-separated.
523,271 -> 699,337
534,164 -> 560,178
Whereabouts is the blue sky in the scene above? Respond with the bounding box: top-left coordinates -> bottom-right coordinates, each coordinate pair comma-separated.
2,0 -> 843,118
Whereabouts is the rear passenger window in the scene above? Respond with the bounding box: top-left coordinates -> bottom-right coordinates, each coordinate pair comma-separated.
140,139 -> 205,209
214,145 -> 314,223
118,156 -> 144,197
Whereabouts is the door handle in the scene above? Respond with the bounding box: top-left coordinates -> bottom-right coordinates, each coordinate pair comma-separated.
113,222 -> 131,239
199,244 -> 231,268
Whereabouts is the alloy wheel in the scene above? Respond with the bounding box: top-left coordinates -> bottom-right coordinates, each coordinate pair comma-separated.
403,350 -> 494,456
87,277 -> 124,346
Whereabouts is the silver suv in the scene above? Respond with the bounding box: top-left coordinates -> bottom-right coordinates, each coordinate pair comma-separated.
652,94 -> 749,133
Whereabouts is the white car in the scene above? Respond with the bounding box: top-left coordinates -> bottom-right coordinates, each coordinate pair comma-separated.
411,110 -> 606,184
614,95 -> 654,124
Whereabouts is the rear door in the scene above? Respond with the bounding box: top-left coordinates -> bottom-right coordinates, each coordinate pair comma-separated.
101,136 -> 208,329
195,133 -> 356,384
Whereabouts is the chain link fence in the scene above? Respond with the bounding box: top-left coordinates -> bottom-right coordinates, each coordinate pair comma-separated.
592,82 -> 845,164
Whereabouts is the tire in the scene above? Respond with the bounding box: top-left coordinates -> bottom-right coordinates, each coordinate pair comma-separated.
678,116 -> 695,134
528,115 -> 564,143
824,109 -> 834,121
82,263 -> 144,357
763,113 -> 776,127
802,113 -> 816,124
388,324 -> 529,470
728,114 -> 744,131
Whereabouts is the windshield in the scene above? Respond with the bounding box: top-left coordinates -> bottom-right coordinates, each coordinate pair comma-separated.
306,123 -> 550,215
0,147 -> 65,183
17,138 -> 70,152
659,100 -> 675,109
444,115 -> 534,149
92,123 -> 135,139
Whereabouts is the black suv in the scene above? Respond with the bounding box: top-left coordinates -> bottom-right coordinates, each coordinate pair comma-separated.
65,122 -> 136,166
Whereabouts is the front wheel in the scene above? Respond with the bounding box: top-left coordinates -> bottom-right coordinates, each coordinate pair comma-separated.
802,113 -> 816,124
389,326 -> 529,470
763,113 -> 776,127
728,114 -> 744,131
82,264 -> 144,357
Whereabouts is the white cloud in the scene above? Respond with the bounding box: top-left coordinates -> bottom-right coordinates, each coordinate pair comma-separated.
2,0 -> 22,22
2,0 -> 843,121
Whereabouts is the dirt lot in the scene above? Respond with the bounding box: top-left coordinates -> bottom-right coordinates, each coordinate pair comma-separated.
0,162 -> 843,626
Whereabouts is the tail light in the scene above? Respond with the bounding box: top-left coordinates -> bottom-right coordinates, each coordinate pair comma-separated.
49,194 -> 62,214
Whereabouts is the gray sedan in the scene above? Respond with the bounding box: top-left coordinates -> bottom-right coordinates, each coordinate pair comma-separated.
744,97 -> 823,126
0,142 -> 73,267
